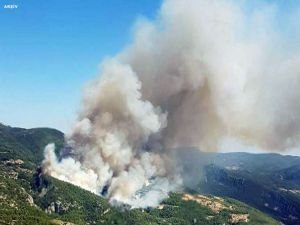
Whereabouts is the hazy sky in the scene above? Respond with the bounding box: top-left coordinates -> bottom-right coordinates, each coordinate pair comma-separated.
0,0 -> 299,133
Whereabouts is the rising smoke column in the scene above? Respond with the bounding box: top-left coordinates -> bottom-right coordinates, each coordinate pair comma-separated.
43,0 -> 300,207
43,60 -> 177,207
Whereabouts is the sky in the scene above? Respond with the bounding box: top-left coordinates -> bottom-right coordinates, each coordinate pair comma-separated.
0,0 -> 299,158
0,0 -> 162,130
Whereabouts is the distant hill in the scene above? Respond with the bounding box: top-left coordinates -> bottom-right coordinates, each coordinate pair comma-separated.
176,148 -> 300,225
0,123 -> 279,225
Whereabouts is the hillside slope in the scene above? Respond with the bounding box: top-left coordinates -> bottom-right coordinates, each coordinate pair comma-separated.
176,148 -> 300,224
0,123 -> 279,225
0,123 -> 63,167
0,160 -> 279,225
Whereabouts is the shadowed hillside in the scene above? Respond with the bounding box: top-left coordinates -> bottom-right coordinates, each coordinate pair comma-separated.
176,148 -> 300,224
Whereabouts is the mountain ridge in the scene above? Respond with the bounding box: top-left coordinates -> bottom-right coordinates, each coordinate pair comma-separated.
0,123 -> 283,224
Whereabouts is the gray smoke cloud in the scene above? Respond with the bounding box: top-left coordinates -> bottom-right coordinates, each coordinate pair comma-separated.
43,0 -> 300,207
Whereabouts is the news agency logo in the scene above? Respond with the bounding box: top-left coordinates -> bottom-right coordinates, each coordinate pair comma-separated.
3,4 -> 18,9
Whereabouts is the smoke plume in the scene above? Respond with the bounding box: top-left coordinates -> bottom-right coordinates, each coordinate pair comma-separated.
43,0 -> 300,207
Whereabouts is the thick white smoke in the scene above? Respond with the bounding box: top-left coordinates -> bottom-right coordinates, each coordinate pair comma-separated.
43,0 -> 300,207
43,59 -> 179,207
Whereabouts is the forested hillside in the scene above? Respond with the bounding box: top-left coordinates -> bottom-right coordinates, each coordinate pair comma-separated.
0,124 -> 280,225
